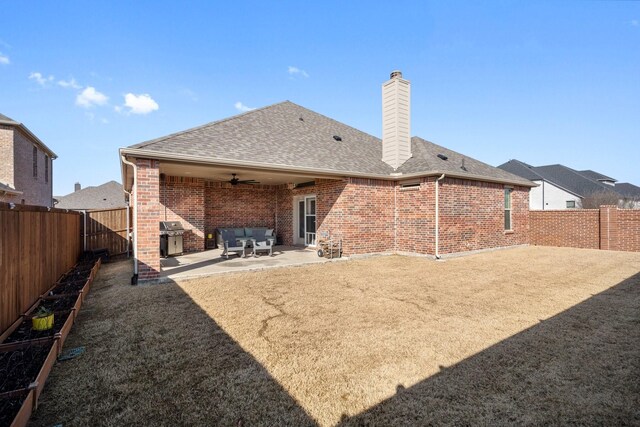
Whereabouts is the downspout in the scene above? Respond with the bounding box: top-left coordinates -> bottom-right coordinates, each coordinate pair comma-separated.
124,189 -> 131,258
435,174 -> 446,259
542,180 -> 545,210
394,183 -> 398,253
121,155 -> 139,284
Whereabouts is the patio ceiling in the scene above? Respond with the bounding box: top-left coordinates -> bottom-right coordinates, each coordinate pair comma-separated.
159,161 -> 333,186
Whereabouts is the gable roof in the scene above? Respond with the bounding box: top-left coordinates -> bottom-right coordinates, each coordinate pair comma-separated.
123,101 -> 532,187
55,181 -> 126,210
496,159 -> 544,181
534,165 -> 617,197
0,112 -> 58,158
578,169 -> 617,183
615,183 -> 640,198
498,160 -> 619,198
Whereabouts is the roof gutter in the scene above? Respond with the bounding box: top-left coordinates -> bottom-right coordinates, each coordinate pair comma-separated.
0,187 -> 23,197
119,148 -> 537,188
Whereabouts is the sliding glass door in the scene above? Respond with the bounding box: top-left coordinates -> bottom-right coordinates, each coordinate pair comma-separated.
294,195 -> 316,246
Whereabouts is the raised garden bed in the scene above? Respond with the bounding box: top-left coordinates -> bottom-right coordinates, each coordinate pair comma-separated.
0,256 -> 101,427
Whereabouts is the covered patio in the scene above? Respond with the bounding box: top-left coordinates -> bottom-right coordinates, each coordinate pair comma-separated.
159,245 -> 339,281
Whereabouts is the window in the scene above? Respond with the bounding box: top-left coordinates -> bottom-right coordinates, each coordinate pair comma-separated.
504,188 -> 512,231
44,155 -> 49,183
566,200 -> 575,208
32,146 -> 38,178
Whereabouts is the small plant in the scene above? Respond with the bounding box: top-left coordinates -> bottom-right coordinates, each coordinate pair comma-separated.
32,306 -> 54,331
33,306 -> 53,318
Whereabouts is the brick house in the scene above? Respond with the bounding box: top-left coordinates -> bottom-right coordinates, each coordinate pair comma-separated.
0,113 -> 57,207
120,72 -> 534,281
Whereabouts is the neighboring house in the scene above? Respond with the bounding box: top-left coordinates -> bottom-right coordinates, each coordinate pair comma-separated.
120,71 -> 534,280
615,183 -> 640,208
498,160 -> 623,210
55,181 -> 127,210
0,113 -> 57,207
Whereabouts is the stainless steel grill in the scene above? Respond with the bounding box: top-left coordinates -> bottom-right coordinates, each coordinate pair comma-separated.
160,221 -> 185,257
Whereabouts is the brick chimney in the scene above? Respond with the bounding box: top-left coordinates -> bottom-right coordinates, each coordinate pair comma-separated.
74,182 -> 81,192
382,70 -> 411,170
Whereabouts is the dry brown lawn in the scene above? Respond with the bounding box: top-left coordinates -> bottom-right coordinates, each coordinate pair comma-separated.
30,246 -> 640,426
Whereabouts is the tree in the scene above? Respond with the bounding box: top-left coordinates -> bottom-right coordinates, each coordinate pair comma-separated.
578,190 -> 620,209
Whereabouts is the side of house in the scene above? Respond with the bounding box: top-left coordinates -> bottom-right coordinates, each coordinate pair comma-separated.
0,113 -> 56,207
121,72 -> 534,280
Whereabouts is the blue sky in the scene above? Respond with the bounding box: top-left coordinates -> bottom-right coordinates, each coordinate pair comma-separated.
1,1 -> 638,195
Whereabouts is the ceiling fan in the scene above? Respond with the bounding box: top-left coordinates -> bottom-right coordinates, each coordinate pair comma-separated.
228,173 -> 260,186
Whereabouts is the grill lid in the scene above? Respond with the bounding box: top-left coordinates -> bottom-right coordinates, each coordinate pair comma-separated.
160,221 -> 185,232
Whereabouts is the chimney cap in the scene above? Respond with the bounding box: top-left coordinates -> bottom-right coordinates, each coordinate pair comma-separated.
390,70 -> 403,79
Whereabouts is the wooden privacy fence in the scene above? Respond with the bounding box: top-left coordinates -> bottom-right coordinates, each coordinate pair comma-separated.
0,203 -> 82,334
81,207 -> 131,257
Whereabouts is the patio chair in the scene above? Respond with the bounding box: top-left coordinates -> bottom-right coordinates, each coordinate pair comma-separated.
220,229 -> 248,259
251,229 -> 275,257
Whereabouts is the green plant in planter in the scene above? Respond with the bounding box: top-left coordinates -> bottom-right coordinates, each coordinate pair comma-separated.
33,306 -> 53,318
32,306 -> 54,331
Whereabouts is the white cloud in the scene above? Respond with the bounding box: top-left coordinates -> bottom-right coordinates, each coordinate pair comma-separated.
76,86 -> 108,108
58,78 -> 82,89
234,101 -> 255,112
29,72 -> 55,86
121,93 -> 159,115
0,53 -> 9,65
632,19 -> 639,27
288,66 -> 309,78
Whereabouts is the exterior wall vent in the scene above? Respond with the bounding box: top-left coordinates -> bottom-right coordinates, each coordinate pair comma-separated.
382,70 -> 411,170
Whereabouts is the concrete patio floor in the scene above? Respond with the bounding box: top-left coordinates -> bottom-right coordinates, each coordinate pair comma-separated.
159,245 -> 340,281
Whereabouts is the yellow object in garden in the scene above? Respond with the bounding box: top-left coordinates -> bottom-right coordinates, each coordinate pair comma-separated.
32,313 -> 54,331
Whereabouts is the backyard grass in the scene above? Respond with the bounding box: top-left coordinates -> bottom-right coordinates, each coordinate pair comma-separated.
30,246 -> 640,426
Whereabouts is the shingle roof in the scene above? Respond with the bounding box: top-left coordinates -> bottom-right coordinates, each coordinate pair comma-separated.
126,101 -> 532,186
496,159 -> 544,181
534,165 -> 617,197
55,181 -> 126,210
615,183 -> 640,198
578,170 -> 617,183
398,139 -> 533,183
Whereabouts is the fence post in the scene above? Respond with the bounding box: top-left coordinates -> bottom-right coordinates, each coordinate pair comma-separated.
599,205 -> 619,251
83,210 -> 87,251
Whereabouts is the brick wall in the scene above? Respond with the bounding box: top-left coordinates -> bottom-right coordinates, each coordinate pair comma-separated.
530,206 -> 640,252
0,126 -> 52,207
438,179 -> 530,254
135,158 -> 161,279
0,126 -> 14,188
530,209 -> 600,249
205,182 -> 277,239
316,178 -> 395,255
618,209 -> 640,252
396,177 -> 436,254
160,176 -> 205,252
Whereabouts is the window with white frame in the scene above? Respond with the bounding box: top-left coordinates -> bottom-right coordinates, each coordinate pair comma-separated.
566,200 -> 575,208
504,188 -> 512,231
